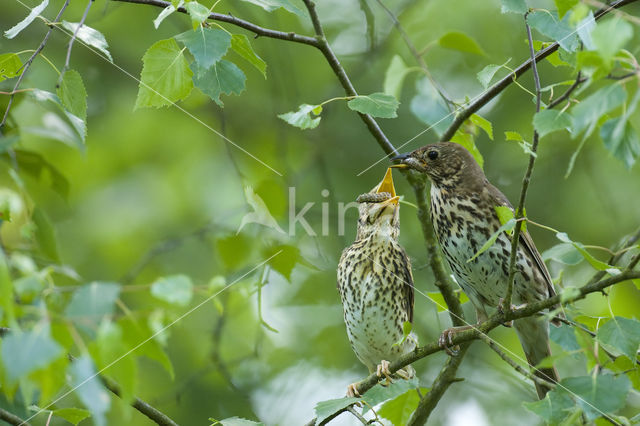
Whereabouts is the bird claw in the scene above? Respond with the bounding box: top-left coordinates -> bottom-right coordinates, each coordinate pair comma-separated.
346,383 -> 361,398
376,360 -> 394,385
438,328 -> 461,356
498,299 -> 525,327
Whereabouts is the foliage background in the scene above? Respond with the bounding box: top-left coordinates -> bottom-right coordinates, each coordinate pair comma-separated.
1,0 -> 639,424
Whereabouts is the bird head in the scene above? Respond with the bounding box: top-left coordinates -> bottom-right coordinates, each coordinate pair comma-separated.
391,142 -> 483,190
356,168 -> 401,240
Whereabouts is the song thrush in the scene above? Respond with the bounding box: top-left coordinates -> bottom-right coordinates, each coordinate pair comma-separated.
393,142 -> 558,399
337,169 -> 416,397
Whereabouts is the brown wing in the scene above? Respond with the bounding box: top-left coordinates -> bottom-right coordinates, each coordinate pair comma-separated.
397,247 -> 415,323
487,182 -> 556,300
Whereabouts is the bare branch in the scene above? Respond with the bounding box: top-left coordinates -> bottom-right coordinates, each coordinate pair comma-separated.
502,14 -> 543,312
439,0 -> 640,142
0,0 -> 71,130
0,408 -> 30,426
547,72 -> 586,110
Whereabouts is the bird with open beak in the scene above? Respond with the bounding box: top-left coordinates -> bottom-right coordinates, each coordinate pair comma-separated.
392,142 -> 559,399
337,168 -> 416,397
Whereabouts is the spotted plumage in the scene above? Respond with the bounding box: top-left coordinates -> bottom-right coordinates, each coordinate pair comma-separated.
395,142 -> 559,399
337,169 -> 415,395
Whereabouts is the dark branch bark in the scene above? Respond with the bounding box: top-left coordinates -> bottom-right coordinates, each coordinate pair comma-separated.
439,0 -> 640,142
0,408 -> 30,426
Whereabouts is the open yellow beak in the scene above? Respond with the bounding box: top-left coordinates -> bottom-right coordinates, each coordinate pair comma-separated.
376,168 -> 400,205
389,163 -> 409,169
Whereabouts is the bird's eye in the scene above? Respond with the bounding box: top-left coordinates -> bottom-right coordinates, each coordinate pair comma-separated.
427,150 -> 438,160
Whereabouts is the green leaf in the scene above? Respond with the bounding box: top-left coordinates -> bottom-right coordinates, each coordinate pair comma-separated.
61,21 -> 112,62
426,291 -> 469,311
555,232 -> 617,273
394,321 -> 413,347
57,70 -> 87,121
135,38 -> 193,109
597,317 -> 640,361
314,397 -> 360,424
550,323 -> 581,351
362,377 -> 419,413
218,417 -> 265,426
238,0 -> 306,16
438,32 -> 486,56
151,275 -> 194,306
410,77 -> 453,136
347,93 -> 399,118
0,251 -> 15,325
384,55 -> 411,99
3,149 -> 70,198
69,355 -> 110,426
501,0 -> 527,14
554,0 -> 578,18
217,234 -> 254,270
264,245 -> 299,281
0,53 -> 22,81
561,374 -> 631,420
451,130 -> 483,168
32,207 -> 59,262
533,109 -> 572,137
231,34 -> 266,78
470,114 -> 493,140
571,84 -> 626,137
542,243 -> 583,265
65,282 -> 121,329
378,388 -> 424,425
119,317 -> 174,379
477,58 -> 511,89
175,28 -> 231,71
4,0 -> 48,39
192,60 -> 246,107
153,1 -> 183,29
278,104 -> 322,130
1,327 -> 63,383
26,89 -> 86,148
53,408 -> 92,426
184,1 -> 210,29
591,19 -> 633,62
526,11 -> 579,52
468,218 -> 516,262
494,205 -> 514,226
600,118 -> 640,170
523,388 -> 575,424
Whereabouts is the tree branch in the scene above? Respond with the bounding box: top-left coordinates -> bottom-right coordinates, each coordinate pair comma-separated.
439,0 -> 640,142
502,14 -> 542,312
0,0 -> 71,130
111,0 -> 319,46
0,408 -> 30,426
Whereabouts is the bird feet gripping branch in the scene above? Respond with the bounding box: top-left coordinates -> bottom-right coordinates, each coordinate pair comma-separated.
438,325 -> 476,356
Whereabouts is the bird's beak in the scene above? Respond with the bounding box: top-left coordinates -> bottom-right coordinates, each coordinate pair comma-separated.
390,151 -> 424,172
376,168 -> 399,205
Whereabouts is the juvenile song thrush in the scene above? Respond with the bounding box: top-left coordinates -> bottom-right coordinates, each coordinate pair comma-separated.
393,142 -> 558,399
337,169 -> 416,397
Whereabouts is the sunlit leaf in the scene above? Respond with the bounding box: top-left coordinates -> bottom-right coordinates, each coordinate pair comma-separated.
184,1 -> 210,30
264,245 -> 299,281
4,0 -> 49,39
151,274 -> 194,306
591,19 -> 633,62
378,388 -> 424,425
217,234 -> 254,270
384,55 -> 411,99
597,316 -> 640,361
494,205 -> 514,226
192,60 -> 246,107
238,0 -> 306,16
1,326 -> 63,383
57,70 -> 87,122
69,355 -> 110,426
314,397 -> 360,424
451,130 -> 483,168
135,38 -> 193,109
600,118 -> 640,170
0,53 -> 22,81
571,79 -> 626,137
362,376 -> 420,413
523,389 -> 575,424
526,10 -> 579,52
533,109 -> 572,137
65,282 -> 121,330
555,232 -> 617,272
26,89 -> 86,148
153,1 -> 183,29
53,408 -> 91,426
542,243 -> 583,265
278,104 -> 322,130
347,93 -> 399,118
61,21 -> 112,62
231,34 -> 267,78
217,417 -> 264,426
501,0 -> 527,14
470,114 -> 493,140
438,32 -> 486,56
561,374 -> 631,420
550,323 -> 581,351
175,28 -> 231,71
554,0 -> 578,18
477,58 -> 511,89
119,317 -> 174,379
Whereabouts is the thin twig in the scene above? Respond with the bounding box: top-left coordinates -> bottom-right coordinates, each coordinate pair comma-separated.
502,15 -> 542,312
439,0 -> 639,141
58,0 -> 94,85
346,406 -> 370,425
0,0 -> 71,130
547,73 -> 586,110
0,408 -> 30,426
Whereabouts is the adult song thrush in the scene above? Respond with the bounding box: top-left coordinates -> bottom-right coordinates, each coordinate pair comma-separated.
394,142 -> 558,399
337,169 -> 416,396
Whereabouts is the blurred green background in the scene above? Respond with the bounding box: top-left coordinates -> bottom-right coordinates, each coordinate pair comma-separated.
1,0 -> 639,424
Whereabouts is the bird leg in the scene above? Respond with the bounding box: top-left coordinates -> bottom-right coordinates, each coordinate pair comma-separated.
346,383 -> 361,398
376,359 -> 393,385
498,298 -> 527,328
438,325 -> 476,355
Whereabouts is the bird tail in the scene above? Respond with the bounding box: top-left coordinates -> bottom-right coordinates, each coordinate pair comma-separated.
514,316 -> 559,399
